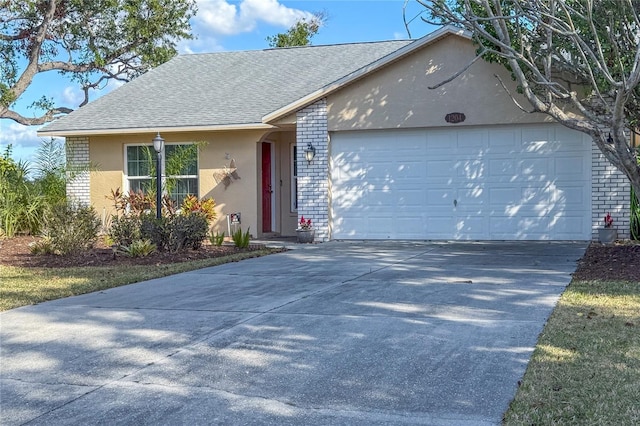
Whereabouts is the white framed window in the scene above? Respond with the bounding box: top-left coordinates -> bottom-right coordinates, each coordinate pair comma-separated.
291,144 -> 298,212
125,143 -> 198,206
126,145 -> 155,195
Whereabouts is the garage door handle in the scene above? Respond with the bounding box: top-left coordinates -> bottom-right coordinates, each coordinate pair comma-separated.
454,199 -> 457,207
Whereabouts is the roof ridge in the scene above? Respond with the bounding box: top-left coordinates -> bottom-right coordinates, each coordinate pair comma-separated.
180,39 -> 413,58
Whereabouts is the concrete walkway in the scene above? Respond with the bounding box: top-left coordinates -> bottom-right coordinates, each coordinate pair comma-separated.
0,241 -> 587,425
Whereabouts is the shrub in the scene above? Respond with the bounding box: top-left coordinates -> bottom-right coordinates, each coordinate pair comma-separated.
29,237 -> 56,255
108,215 -> 141,247
137,212 -> 208,252
0,148 -> 43,237
106,190 -> 212,252
107,188 -> 156,216
40,201 -> 101,255
118,239 -> 157,257
168,213 -> 209,251
209,231 -> 225,246
139,213 -> 169,250
181,195 -> 216,221
232,227 -> 251,249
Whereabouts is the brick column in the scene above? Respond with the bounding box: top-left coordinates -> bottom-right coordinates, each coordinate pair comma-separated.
296,99 -> 329,241
591,141 -> 630,239
65,137 -> 91,205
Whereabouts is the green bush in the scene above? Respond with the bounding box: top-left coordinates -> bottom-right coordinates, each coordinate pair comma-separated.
41,201 -> 101,255
136,212 -> 208,252
0,147 -> 43,237
107,190 -> 211,252
118,239 -> 157,257
0,140 -> 77,237
29,237 -> 56,255
168,213 -> 209,251
232,227 -> 251,249
108,215 -> 142,247
139,214 -> 169,250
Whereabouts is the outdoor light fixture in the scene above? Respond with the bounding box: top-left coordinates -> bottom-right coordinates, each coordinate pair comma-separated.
152,132 -> 165,219
304,143 -> 316,164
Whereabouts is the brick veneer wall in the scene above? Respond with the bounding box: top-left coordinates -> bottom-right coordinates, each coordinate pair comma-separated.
591,141 -> 630,239
296,99 -> 329,241
65,137 -> 91,205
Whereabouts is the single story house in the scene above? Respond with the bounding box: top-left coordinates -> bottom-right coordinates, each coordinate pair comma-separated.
39,26 -> 631,241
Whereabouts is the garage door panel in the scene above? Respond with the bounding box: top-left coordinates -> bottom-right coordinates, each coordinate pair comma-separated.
490,216 -> 550,240
426,188 -> 452,208
397,189 -> 426,207
426,217 -> 455,239
520,158 -> 551,177
489,187 -> 522,206
550,216 -> 588,238
488,128 -> 518,149
554,155 -> 588,177
456,130 -> 487,152
426,160 -> 452,178
367,189 -> 394,208
426,131 -> 455,153
456,159 -> 485,180
551,185 -> 587,206
330,126 -> 591,240
488,158 -> 517,177
455,216 -> 487,239
522,127 -> 551,145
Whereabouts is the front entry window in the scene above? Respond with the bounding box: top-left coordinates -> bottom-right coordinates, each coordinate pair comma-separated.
125,143 -> 198,206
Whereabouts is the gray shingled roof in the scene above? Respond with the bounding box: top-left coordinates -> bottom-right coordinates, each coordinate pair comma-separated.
40,40 -> 413,134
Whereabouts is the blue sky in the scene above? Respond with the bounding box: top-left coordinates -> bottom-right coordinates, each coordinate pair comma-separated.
0,0 -> 437,165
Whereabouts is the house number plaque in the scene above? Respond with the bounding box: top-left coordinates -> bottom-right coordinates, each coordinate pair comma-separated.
445,112 -> 466,124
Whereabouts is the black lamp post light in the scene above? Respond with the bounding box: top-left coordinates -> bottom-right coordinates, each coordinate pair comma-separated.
152,132 -> 165,219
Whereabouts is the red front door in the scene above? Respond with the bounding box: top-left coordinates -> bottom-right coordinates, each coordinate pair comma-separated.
261,142 -> 272,233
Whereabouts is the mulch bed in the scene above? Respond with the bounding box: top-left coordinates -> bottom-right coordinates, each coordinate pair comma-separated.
0,236 -> 266,268
572,241 -> 640,282
1,236 -> 639,281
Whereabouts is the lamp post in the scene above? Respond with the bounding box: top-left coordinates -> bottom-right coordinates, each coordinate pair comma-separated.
152,133 -> 165,219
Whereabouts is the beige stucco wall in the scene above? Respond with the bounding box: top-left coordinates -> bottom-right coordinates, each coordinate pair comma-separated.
89,130 -> 267,236
327,35 -> 554,131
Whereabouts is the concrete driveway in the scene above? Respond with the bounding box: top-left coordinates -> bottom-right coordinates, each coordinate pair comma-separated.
0,241 -> 586,425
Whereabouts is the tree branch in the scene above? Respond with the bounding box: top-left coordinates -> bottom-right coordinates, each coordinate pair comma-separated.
428,50 -> 487,89
2,107 -> 73,126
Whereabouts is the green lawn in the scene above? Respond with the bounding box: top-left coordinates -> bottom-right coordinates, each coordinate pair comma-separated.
0,249 -> 277,311
503,279 -> 640,425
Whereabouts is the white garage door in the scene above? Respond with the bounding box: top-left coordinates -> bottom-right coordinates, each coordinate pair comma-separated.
330,125 -> 591,240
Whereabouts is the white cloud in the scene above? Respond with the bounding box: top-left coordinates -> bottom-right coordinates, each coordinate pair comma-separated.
197,0 -> 243,35
0,121 -> 40,148
60,86 -> 84,106
178,35 -> 225,54
0,121 -> 44,164
239,0 -> 312,27
393,31 -> 409,40
194,0 -> 312,36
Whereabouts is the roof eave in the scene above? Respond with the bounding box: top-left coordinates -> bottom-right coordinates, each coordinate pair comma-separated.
262,25 -> 471,124
37,122 -> 277,137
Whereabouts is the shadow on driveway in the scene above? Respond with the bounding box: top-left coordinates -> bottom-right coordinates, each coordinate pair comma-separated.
0,241 -> 586,425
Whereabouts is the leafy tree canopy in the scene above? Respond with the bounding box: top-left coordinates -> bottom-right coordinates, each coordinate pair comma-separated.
0,0 -> 197,125
266,11 -> 326,48
415,0 -> 640,204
